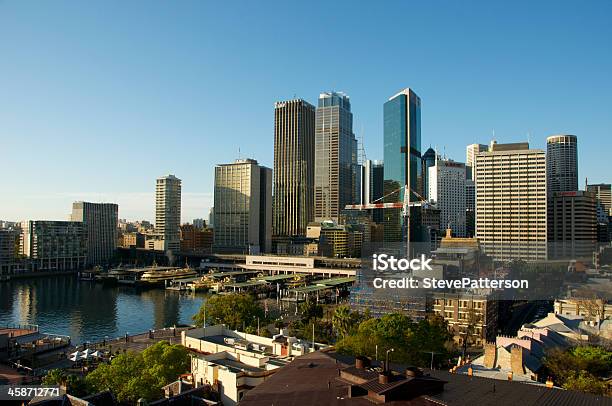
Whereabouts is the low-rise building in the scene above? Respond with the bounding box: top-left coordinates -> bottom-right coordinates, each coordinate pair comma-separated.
180,224 -> 213,253
182,325 -> 326,405
120,232 -> 145,249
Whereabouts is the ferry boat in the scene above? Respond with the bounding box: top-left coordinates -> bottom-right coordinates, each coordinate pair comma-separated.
136,267 -> 198,287
79,266 -> 102,281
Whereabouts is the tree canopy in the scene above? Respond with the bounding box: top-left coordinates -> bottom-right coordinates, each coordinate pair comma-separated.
85,340 -> 190,403
193,293 -> 265,330
543,345 -> 611,395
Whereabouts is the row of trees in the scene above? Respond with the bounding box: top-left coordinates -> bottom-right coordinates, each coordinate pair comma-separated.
43,341 -> 191,403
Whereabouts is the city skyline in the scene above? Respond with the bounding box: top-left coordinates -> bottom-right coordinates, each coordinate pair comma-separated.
2,1 -> 611,222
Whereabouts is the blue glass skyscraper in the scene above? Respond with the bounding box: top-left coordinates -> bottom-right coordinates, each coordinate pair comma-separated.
383,88 -> 423,242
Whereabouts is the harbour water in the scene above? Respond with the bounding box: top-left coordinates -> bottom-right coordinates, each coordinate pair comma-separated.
0,274 -> 206,344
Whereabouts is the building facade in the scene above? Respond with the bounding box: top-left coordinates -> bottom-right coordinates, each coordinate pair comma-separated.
213,159 -> 272,254
428,159 -> 466,237
546,134 -> 578,196
587,183 -> 612,216
548,191 -> 597,259
71,201 -> 118,266
155,175 -> 182,252
314,92 -> 358,223
475,142 -> 547,261
383,88 -> 422,242
466,143 -> 489,181
273,99 -> 315,238
20,220 -> 87,271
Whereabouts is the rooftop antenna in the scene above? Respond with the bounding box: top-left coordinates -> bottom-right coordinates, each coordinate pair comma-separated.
527,131 -> 531,145
238,147 -> 241,160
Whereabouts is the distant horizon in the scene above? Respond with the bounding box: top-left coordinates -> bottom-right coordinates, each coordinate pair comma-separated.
2,1 -> 611,222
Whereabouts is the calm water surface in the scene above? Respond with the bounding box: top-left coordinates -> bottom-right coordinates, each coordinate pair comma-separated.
0,275 -> 206,344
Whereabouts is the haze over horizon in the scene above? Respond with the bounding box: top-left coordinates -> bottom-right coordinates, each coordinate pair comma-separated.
2,0 -> 611,223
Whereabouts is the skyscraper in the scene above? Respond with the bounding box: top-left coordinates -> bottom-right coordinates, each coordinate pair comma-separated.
422,147 -> 436,200
466,143 -> 489,181
546,134 -> 578,195
587,183 -> 612,216
548,191 -> 597,259
155,175 -> 181,252
314,92 -> 357,223
428,158 -> 466,236
273,99 -> 315,238
383,88 -> 422,242
213,159 -> 272,254
71,202 -> 118,266
361,160 -> 385,224
475,142 -> 547,261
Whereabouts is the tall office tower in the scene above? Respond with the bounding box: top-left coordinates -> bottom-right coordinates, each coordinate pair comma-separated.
71,202 -> 118,266
273,99 -> 316,238
213,159 -> 272,254
428,159 -> 466,236
360,160 -> 385,223
422,147 -> 436,200
20,220 -> 87,271
314,92 -> 357,223
465,179 -> 476,237
383,88 -> 422,242
548,191 -> 597,259
155,175 -> 182,252
475,142 -> 547,261
466,143 -> 489,181
587,183 -> 612,216
208,207 -> 215,229
546,135 -> 578,195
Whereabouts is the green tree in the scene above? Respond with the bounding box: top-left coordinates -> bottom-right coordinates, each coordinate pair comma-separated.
563,371 -> 607,395
193,293 -> 264,330
332,305 -> 353,339
42,369 -> 89,397
86,340 -> 190,403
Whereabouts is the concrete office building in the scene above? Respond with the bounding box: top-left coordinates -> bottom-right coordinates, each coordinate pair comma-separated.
465,179 -> 476,237
428,158 -> 466,237
213,159 -> 272,254
587,183 -> 612,216
475,142 -> 547,261
546,134 -> 578,195
314,92 -> 358,223
0,230 -> 19,274
361,159 -> 384,223
71,202 -> 118,266
548,191 -> 597,259
383,88 -> 423,242
20,220 -> 87,271
466,143 -> 489,181
155,175 -> 181,252
273,99 -> 315,238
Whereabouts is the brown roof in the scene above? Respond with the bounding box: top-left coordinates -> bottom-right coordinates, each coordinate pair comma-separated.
239,350 -> 612,406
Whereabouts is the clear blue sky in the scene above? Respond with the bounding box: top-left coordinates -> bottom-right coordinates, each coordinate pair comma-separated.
1,0 -> 611,222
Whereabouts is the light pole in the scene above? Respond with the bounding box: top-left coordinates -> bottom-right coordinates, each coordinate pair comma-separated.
385,348 -> 395,372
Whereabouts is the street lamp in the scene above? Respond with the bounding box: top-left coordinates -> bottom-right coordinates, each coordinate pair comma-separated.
385,348 -> 395,372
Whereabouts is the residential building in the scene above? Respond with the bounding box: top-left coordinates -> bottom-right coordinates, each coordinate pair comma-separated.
180,224 -> 213,253
548,191 -> 597,259
428,158 -> 466,236
20,220 -> 87,271
314,92 -> 358,223
182,325 -> 326,405
155,175 -> 182,252
475,141 -> 547,261
546,134 -> 578,195
71,202 -> 118,266
213,159 -> 272,254
383,88 -> 423,242
121,232 -> 145,249
273,99 -> 316,238
431,291 -> 498,345
466,143 -> 489,181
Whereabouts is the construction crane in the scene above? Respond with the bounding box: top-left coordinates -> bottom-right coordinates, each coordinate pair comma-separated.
345,184 -> 429,258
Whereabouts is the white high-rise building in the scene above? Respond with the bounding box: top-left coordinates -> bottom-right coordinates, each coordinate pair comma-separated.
466,143 -> 489,181
428,158 -> 466,236
155,175 -> 182,252
213,159 -> 272,254
475,142 -> 547,261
